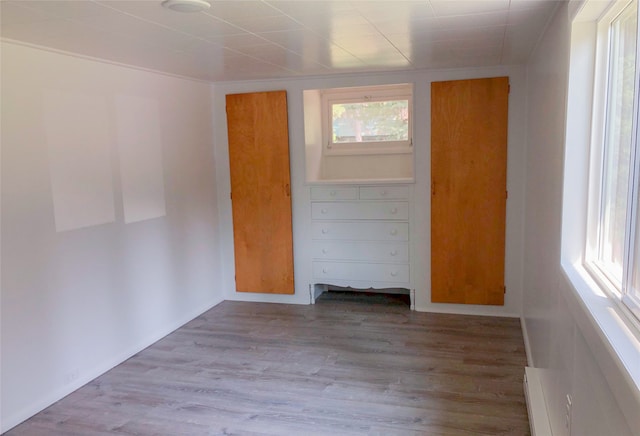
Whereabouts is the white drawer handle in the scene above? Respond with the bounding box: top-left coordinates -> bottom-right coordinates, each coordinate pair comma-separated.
322,268 -> 328,274
330,190 -> 337,197
390,271 -> 398,277
390,229 -> 398,236
381,190 -> 388,196
390,207 -> 398,214
322,248 -> 328,254
321,228 -> 329,234
321,208 -> 328,214
390,250 -> 398,256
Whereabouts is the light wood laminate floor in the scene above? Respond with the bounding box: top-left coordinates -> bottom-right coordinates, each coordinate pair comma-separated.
6,292 -> 530,435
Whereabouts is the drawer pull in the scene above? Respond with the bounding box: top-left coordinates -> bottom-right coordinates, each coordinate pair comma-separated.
330,190 -> 337,197
322,248 -> 328,254
321,208 -> 328,214
390,229 -> 398,236
390,271 -> 398,277
381,190 -> 388,196
322,268 -> 328,274
321,228 -> 329,234
390,250 -> 398,256
390,207 -> 398,214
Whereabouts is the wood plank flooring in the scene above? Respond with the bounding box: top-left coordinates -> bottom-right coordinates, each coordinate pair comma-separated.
6,292 -> 530,435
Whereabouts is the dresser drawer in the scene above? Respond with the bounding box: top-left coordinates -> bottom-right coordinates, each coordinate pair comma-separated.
311,222 -> 408,241
310,186 -> 358,200
359,186 -> 409,200
311,201 -> 408,220
313,261 -> 410,283
312,241 -> 409,262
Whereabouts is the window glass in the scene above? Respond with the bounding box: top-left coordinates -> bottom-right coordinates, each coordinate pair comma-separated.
331,100 -> 409,144
598,2 -> 638,285
321,84 -> 413,156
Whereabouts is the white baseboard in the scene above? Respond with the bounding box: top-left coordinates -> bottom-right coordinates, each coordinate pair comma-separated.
413,303 -> 520,318
521,316 -> 534,367
524,367 -> 553,436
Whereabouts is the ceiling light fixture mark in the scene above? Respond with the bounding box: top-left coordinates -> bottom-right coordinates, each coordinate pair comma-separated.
161,0 -> 210,13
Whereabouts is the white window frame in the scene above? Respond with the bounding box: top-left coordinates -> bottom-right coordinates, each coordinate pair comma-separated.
562,1 -> 640,425
585,0 -> 640,324
321,84 -> 413,156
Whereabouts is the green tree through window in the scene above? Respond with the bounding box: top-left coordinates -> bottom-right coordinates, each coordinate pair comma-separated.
331,100 -> 409,143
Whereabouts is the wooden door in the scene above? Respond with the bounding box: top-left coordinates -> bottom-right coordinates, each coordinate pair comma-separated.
431,77 -> 508,305
226,90 -> 294,294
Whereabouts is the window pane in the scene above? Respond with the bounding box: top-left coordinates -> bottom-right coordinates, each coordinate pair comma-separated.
599,3 -> 638,285
331,100 -> 409,143
631,188 -> 640,301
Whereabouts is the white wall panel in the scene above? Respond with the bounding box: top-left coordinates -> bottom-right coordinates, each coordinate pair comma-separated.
571,329 -> 634,436
212,66 -> 527,317
0,42 -> 222,432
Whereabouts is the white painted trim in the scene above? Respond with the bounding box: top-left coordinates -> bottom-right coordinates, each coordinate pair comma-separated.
225,293 -> 310,305
521,317 -> 535,367
0,297 -> 225,434
212,64 -> 530,87
321,84 -> 414,157
413,304 -> 520,318
524,367 -> 554,436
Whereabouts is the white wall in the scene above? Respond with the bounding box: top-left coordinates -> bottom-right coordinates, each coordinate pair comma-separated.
212,65 -> 527,317
0,42 -> 223,432
522,4 -> 637,435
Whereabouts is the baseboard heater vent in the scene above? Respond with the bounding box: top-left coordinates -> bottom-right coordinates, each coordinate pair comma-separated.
524,367 -> 553,436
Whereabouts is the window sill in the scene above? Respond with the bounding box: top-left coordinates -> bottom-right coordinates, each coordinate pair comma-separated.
584,260 -> 640,334
561,259 -> 640,430
324,146 -> 413,157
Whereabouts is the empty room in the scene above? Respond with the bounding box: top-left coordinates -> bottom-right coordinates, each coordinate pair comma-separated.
1,0 -> 639,435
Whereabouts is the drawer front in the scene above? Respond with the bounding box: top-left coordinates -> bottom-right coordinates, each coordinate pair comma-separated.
313,261 -> 410,283
310,186 -> 358,201
312,241 -> 409,263
311,201 -> 408,220
359,186 -> 409,200
311,222 -> 409,241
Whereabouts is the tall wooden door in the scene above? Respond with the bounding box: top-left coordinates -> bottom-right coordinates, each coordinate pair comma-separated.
226,90 -> 294,294
431,77 -> 508,305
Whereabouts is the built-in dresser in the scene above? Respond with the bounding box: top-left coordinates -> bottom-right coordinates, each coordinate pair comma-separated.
310,184 -> 413,307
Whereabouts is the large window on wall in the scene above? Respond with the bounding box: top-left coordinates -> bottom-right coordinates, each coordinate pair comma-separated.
587,0 -> 640,321
321,84 -> 413,155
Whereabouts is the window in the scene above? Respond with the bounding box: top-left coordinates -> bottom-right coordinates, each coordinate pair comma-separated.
629,185 -> 640,309
587,0 -> 640,321
321,84 -> 413,155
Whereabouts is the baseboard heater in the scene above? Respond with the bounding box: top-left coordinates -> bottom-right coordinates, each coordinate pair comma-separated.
524,367 -> 553,436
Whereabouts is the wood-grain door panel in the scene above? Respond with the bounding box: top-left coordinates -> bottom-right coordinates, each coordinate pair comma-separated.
431,77 -> 508,305
226,90 -> 294,294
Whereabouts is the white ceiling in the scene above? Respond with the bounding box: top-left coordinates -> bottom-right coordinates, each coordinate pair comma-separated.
0,0 -> 561,82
